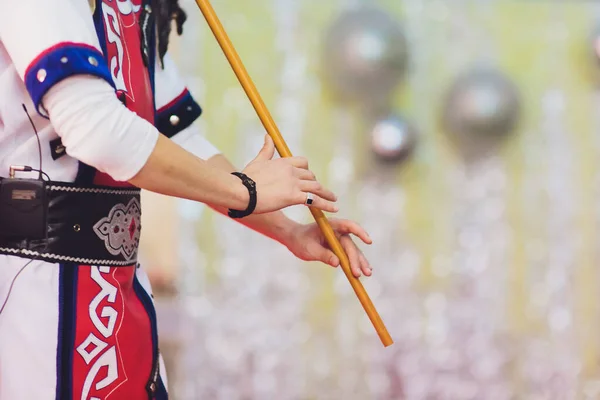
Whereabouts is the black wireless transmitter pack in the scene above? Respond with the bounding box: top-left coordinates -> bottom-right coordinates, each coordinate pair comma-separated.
0,171 -> 47,240
0,105 -> 49,241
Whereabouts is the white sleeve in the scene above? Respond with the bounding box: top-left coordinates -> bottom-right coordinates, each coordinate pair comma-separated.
0,0 -> 114,117
154,53 -> 220,160
0,0 -> 157,181
44,76 -> 159,182
44,76 -> 159,181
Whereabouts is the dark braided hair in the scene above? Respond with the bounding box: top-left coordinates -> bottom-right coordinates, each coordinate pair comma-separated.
152,0 -> 187,68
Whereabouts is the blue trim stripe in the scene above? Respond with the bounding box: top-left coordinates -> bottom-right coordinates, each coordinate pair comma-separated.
155,91 -> 202,138
147,0 -> 157,112
92,0 -> 108,57
133,274 -> 168,399
56,264 -> 78,400
156,377 -> 169,400
24,43 -> 114,118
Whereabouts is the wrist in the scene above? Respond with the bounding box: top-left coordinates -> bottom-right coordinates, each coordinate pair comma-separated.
228,172 -> 257,218
226,172 -> 249,210
272,216 -> 302,246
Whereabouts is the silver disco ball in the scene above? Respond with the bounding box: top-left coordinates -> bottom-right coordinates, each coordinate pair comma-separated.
322,6 -> 409,102
370,114 -> 417,164
443,67 -> 520,139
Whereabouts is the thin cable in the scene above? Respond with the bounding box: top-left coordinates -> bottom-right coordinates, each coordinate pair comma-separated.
30,169 -> 51,182
0,241 -> 48,316
1,108 -> 48,315
0,256 -> 37,315
22,104 -> 43,180
1,108 -> 50,316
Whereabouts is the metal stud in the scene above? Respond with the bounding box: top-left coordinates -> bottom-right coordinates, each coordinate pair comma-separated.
88,56 -> 98,67
37,69 -> 47,83
73,224 -> 81,232
60,57 -> 68,64
169,115 -> 180,126
186,106 -> 193,111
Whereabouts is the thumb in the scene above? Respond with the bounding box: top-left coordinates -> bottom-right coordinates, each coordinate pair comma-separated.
252,134 -> 275,163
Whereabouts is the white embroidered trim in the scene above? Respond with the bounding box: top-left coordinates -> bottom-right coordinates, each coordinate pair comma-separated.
48,186 -> 141,195
0,247 -> 135,266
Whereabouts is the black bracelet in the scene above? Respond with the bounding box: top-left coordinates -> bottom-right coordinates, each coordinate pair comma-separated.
228,172 -> 257,219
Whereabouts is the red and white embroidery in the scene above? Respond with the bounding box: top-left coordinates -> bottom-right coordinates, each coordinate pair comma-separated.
76,266 -> 120,400
72,266 -> 154,399
93,0 -> 155,187
93,197 -> 141,262
99,0 -> 154,123
101,3 -> 127,93
115,0 -> 141,15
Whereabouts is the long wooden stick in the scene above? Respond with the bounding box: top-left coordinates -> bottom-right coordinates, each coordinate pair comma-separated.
194,0 -> 393,347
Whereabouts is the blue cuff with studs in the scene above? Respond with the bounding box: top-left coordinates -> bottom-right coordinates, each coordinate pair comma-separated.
24,43 -> 114,118
155,89 -> 202,138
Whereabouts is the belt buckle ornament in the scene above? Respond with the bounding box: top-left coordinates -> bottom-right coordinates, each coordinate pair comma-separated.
93,198 -> 141,262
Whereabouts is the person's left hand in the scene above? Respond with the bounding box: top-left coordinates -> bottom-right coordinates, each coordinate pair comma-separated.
283,219 -> 373,277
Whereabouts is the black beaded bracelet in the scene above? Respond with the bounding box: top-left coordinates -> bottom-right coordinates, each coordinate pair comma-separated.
228,172 -> 257,219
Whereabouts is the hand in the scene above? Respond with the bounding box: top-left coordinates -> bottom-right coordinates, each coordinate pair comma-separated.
283,218 -> 373,278
242,135 -> 338,214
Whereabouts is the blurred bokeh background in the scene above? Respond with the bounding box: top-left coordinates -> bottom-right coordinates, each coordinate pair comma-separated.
139,0 -> 600,398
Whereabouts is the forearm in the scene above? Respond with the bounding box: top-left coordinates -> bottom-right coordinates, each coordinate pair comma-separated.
129,135 -> 248,209
205,154 -> 300,244
45,76 -> 248,210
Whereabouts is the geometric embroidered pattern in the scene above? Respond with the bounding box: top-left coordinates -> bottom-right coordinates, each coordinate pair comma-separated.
76,333 -> 108,365
93,198 -> 141,262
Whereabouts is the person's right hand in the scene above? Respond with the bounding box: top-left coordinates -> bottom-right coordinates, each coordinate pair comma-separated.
241,135 -> 338,214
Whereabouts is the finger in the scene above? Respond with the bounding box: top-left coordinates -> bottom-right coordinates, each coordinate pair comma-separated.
329,219 -> 372,244
296,192 -> 338,213
294,168 -> 316,181
340,235 -> 362,278
283,156 -> 309,169
359,252 -> 372,277
252,134 -> 275,162
298,181 -> 337,202
309,244 -> 339,268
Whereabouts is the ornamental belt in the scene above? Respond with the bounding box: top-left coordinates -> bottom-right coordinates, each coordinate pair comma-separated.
0,179 -> 141,266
